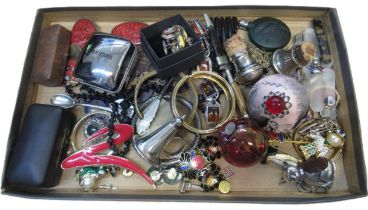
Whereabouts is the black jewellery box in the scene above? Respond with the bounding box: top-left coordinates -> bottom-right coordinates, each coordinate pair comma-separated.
6,104 -> 75,188
140,14 -> 204,79
1,6 -> 367,203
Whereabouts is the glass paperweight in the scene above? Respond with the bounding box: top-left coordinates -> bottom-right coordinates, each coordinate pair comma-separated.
219,118 -> 267,167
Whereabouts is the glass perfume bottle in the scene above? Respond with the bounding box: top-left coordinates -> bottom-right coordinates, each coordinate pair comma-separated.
218,118 -> 267,167
308,68 -> 336,113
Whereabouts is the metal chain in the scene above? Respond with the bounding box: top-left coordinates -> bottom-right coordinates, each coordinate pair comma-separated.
247,41 -> 273,70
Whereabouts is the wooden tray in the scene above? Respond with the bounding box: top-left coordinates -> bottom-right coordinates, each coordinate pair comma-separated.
1,6 -> 366,203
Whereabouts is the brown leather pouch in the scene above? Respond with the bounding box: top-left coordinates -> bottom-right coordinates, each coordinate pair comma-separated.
31,24 -> 70,86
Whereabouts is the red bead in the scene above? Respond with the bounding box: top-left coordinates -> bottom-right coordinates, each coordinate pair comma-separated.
190,155 -> 205,170
64,58 -> 78,83
265,96 -> 285,115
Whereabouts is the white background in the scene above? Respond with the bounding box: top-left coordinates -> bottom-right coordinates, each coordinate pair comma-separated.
0,0 -> 367,209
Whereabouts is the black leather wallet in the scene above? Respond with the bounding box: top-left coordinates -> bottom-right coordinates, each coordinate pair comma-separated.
6,104 -> 75,188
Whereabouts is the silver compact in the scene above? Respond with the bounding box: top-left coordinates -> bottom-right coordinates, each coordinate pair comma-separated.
74,33 -> 138,93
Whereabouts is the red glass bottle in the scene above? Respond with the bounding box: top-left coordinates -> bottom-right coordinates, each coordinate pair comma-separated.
219,118 -> 267,167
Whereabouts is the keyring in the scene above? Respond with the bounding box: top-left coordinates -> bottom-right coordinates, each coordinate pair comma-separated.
171,71 -> 236,134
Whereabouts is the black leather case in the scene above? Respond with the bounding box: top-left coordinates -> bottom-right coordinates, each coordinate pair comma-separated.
5,104 -> 75,188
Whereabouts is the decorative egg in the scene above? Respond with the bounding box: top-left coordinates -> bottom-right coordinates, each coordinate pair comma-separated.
326,132 -> 344,147
248,74 -> 309,133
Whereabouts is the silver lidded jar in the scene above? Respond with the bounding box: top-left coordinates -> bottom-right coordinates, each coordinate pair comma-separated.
224,30 -> 264,85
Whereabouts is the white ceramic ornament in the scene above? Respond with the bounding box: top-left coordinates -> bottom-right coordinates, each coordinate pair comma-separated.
248,74 -> 309,133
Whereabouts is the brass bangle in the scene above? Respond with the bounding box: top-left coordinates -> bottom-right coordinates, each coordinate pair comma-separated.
187,77 -> 198,122
171,71 -> 236,134
292,118 -> 344,161
178,72 -> 199,123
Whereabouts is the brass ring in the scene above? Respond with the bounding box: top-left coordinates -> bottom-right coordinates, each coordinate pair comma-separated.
171,71 -> 236,134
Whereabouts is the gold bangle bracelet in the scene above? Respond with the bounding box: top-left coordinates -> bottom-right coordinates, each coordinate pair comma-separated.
186,78 -> 198,122
292,118 -> 344,161
171,71 -> 236,134
178,72 -> 198,123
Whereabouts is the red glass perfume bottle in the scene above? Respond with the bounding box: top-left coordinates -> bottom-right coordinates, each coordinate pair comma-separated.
219,118 -> 267,167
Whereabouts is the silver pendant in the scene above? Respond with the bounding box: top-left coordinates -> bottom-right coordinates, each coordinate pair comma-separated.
136,78 -> 173,135
205,101 -> 220,124
200,80 -> 221,124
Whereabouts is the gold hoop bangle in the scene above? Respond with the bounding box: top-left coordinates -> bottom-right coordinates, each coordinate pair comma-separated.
171,71 -> 236,134
178,72 -> 198,123
292,118 -> 344,161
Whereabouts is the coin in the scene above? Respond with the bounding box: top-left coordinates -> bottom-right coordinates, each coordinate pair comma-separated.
218,180 -> 231,194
